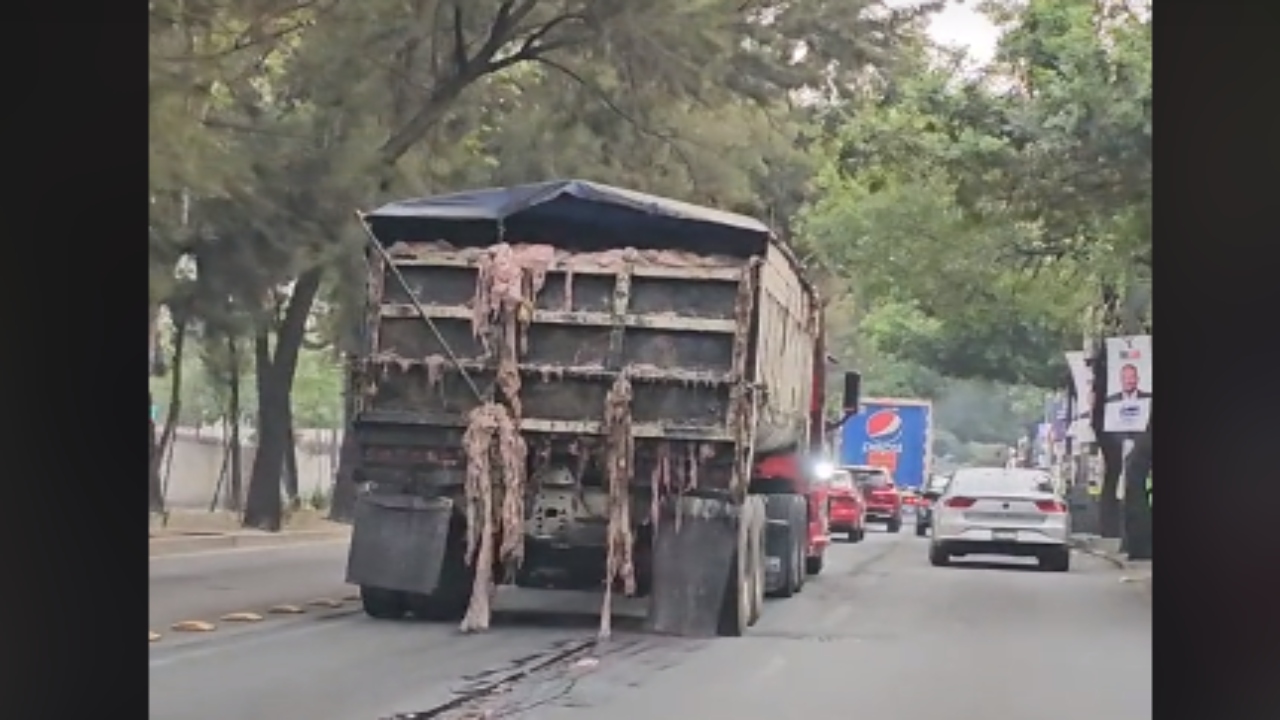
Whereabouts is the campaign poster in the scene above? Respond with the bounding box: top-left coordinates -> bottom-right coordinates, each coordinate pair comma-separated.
1103,335 -> 1152,433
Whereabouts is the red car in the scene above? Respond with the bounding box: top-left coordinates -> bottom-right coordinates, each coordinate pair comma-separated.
845,465 -> 903,533
826,469 -> 867,542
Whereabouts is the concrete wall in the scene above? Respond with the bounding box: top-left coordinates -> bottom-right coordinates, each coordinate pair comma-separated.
157,426 -> 343,510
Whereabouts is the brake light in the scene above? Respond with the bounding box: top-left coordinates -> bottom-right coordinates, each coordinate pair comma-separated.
1035,499 -> 1067,513
944,497 -> 975,509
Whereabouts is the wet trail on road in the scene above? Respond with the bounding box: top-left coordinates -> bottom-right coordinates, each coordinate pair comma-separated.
150,529 -> 1149,720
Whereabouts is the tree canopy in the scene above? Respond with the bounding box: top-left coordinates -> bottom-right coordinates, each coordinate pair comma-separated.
149,0 -> 1151,523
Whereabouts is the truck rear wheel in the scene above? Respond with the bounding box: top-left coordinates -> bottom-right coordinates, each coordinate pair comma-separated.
405,515 -> 474,622
360,586 -> 407,619
792,540 -> 805,593
718,496 -> 764,636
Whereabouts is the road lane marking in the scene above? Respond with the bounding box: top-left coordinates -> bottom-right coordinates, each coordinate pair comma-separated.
149,631 -> 161,642
308,598 -> 344,608
269,604 -> 306,614
171,620 -> 217,632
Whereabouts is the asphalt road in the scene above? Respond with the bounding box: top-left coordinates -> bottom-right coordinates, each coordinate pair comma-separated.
150,527 -> 1150,720
149,539 -> 356,631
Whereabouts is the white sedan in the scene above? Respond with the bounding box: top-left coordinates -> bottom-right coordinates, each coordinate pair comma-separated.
924,467 -> 1072,572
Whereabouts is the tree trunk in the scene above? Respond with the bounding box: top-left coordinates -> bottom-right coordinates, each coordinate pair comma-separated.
1097,435 -> 1123,538
328,369 -> 359,523
283,403 -> 300,505
244,377 -> 288,530
243,268 -> 323,530
149,306 -> 165,512
152,310 -> 189,511
1123,421 -> 1152,560
149,389 -> 164,512
227,334 -> 244,512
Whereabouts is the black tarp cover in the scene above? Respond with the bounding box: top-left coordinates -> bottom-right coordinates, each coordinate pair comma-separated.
363,179 -> 773,256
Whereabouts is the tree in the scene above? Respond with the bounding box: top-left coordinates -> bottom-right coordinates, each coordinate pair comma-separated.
151,0 -> 958,527
797,0 -> 1147,396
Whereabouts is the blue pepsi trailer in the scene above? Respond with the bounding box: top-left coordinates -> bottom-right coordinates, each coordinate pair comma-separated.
838,398 -> 934,490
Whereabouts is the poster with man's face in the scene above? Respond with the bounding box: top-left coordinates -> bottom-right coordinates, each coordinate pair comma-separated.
1103,335 -> 1152,433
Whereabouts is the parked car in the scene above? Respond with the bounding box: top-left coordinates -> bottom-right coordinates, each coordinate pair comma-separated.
915,474 -> 951,536
924,467 -> 1071,571
844,465 -> 902,533
827,469 -> 867,542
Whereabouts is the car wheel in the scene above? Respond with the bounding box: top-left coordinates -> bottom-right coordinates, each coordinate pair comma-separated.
915,523 -> 928,537
928,543 -> 950,567
1039,547 -> 1071,572
886,517 -> 901,533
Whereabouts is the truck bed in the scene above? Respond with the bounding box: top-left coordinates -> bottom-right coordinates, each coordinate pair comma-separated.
352,237 -> 816,493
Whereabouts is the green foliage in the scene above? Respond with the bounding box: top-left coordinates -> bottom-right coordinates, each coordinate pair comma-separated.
150,339 -> 341,430
799,0 -> 1149,388
148,0 -> 1148,521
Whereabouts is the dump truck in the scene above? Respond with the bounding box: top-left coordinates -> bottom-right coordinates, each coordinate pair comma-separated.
342,180 -> 858,637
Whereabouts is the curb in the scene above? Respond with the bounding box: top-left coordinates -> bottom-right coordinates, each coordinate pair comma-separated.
149,529 -> 350,557
1070,542 -> 1127,569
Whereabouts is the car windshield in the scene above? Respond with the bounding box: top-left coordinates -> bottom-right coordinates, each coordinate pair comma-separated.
849,469 -> 890,489
950,469 -> 1054,495
829,471 -> 854,490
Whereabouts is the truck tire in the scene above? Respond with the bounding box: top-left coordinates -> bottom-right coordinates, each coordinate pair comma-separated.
771,525 -> 796,598
406,515 -> 475,622
761,494 -> 804,598
792,539 -> 806,593
749,498 -> 766,625
805,552 -> 824,575
915,523 -> 928,537
887,516 -> 902,533
718,496 -> 764,636
360,586 -> 407,619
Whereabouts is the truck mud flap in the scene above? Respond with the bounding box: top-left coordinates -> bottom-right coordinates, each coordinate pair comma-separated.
647,494 -> 740,637
345,493 -> 455,595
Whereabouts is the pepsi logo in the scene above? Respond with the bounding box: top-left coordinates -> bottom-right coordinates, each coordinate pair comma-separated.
865,409 -> 903,442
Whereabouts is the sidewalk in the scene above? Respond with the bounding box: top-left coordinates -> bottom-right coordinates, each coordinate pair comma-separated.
150,509 -> 350,557
1070,534 -> 1152,598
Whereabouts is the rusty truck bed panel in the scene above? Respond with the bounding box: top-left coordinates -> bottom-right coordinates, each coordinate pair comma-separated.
752,243 -> 817,452
357,242 -> 751,443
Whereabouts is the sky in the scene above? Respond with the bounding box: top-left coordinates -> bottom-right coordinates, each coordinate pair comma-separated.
885,0 -> 1003,66
925,1 -> 1002,65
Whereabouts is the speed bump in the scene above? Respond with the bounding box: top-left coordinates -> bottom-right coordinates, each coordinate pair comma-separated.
149,631 -> 161,642
268,604 -> 305,614
220,612 -> 264,622
308,598 -> 343,608
171,620 -> 216,632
